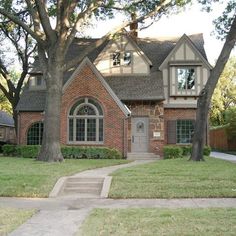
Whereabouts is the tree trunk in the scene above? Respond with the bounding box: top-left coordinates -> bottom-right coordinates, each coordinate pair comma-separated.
190,15 -> 236,161
12,108 -> 18,136
37,57 -> 64,162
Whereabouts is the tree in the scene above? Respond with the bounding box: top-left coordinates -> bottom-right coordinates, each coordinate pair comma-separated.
0,92 -> 11,114
190,1 -> 236,161
210,57 -> 236,126
0,9 -> 36,133
225,107 -> 236,140
0,0 -> 190,162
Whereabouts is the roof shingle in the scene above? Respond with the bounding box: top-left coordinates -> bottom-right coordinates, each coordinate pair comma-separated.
0,111 -> 14,127
17,33 -> 207,111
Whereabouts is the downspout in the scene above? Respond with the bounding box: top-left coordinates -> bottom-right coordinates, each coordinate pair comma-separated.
123,115 -> 130,158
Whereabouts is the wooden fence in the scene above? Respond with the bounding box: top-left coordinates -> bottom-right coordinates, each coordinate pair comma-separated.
210,127 -> 236,151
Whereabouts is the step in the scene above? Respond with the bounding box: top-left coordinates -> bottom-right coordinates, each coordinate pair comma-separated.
127,153 -> 160,160
66,182 -> 103,188
66,177 -> 104,183
63,186 -> 101,194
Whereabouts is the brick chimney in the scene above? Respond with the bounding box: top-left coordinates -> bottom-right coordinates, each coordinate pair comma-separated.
130,13 -> 138,39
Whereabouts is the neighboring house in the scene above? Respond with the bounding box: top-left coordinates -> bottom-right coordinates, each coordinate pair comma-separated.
16,29 -> 212,157
0,110 -> 16,144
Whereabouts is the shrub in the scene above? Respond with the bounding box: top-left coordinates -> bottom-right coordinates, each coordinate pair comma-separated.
163,146 -> 183,159
181,145 -> 192,156
61,146 -> 122,159
3,145 -> 122,159
203,145 -> 211,156
16,145 -> 41,158
2,144 -> 17,156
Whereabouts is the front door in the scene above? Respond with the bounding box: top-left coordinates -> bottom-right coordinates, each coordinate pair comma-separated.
131,117 -> 149,153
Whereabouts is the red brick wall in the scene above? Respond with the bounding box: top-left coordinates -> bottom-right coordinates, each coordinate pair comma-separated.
164,108 -> 196,145
61,63 -> 127,155
18,63 -> 128,156
18,112 -> 44,144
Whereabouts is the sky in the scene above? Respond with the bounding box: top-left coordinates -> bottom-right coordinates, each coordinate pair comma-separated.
84,2 -> 236,66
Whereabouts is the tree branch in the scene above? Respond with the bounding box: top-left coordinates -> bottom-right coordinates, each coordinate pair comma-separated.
35,0 -> 56,41
63,0 -> 104,56
64,0 -> 172,71
25,0 -> 45,40
0,7 -> 46,45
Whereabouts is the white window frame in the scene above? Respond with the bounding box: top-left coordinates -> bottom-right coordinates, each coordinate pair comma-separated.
68,98 -> 104,144
177,67 -> 196,91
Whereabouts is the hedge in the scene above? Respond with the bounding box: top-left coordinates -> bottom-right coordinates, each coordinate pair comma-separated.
163,146 -> 183,159
164,145 -> 211,159
2,144 -> 17,156
2,145 -> 122,159
17,145 -> 41,158
61,146 -> 122,159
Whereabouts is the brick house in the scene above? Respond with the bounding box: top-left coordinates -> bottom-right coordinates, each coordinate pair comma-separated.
16,31 -> 212,157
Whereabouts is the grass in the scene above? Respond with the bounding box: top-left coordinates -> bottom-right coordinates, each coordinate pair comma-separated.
0,157 -> 129,197
109,157 -> 236,198
0,207 -> 35,235
80,208 -> 236,236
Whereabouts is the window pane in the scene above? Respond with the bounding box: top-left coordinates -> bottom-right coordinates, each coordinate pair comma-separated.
69,98 -> 103,143
99,119 -> 103,142
88,99 -> 103,115
77,105 -> 96,115
87,119 -> 96,141
69,99 -> 85,115
124,52 -> 131,66
112,52 -> 120,66
177,68 -> 195,90
27,122 -> 44,145
177,120 -> 194,144
69,118 -> 73,141
37,77 -> 42,86
76,119 -> 85,141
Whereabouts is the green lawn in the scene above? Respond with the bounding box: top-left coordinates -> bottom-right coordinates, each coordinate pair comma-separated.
0,157 -> 129,197
109,157 -> 236,198
80,208 -> 236,236
0,208 -> 35,235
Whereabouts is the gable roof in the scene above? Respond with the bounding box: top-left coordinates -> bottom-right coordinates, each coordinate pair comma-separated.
63,57 -> 131,116
17,33 -> 209,111
0,111 -> 14,127
159,34 -> 212,70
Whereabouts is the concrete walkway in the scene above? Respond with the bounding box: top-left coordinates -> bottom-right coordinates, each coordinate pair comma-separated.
211,151 -> 236,163
0,159 -> 235,236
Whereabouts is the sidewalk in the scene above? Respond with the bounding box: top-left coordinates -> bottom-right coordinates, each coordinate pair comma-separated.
1,158 -> 235,236
2,197 -> 236,236
211,151 -> 236,163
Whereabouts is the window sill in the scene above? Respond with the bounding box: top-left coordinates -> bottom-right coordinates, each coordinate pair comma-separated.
67,141 -> 104,145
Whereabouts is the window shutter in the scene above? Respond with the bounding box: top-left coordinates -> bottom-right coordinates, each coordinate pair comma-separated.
167,120 -> 176,144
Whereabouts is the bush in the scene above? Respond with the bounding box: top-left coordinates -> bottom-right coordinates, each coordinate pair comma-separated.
2,144 -> 17,156
2,145 -> 122,159
163,146 -> 183,159
181,145 -> 192,156
61,146 -> 122,159
203,145 -> 211,156
16,145 -> 40,158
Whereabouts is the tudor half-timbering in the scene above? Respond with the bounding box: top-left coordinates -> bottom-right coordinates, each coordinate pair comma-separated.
16,31 -> 211,157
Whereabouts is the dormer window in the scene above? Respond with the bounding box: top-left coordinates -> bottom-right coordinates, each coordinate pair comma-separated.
177,68 -> 195,90
111,51 -> 132,67
112,52 -> 121,66
124,52 -> 131,66
29,76 -> 46,89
